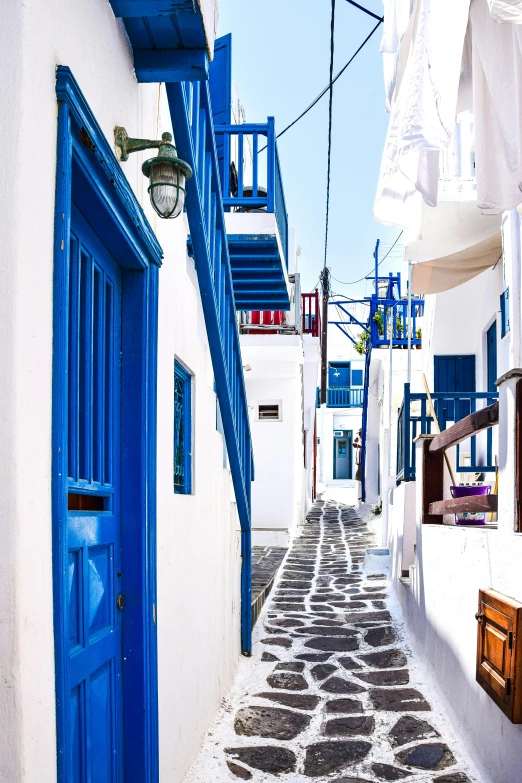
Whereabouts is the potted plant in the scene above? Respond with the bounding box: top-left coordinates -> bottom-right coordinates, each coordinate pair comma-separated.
415,327 -> 422,348
373,310 -> 384,336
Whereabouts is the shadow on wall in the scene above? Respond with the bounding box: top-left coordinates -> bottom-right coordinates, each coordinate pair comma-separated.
397,533 -> 522,783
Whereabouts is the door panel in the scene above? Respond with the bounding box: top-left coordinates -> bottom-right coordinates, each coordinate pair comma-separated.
434,355 -> 475,422
334,438 -> 349,479
487,322 -> 498,393
67,205 -> 123,781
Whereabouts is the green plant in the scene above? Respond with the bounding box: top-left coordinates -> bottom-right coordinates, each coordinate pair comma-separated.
372,310 -> 384,336
354,330 -> 370,355
396,314 -> 403,337
416,327 -> 422,339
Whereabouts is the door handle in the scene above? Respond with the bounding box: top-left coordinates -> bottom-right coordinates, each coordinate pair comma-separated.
475,612 -> 483,623
116,594 -> 124,610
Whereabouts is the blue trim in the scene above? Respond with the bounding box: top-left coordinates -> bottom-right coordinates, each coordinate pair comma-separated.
134,49 -> 209,82
174,361 -> 193,494
166,80 -> 253,654
53,67 -> 159,781
501,288 -> 510,338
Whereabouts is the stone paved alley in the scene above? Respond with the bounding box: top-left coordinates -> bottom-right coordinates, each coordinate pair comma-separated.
184,500 -> 474,783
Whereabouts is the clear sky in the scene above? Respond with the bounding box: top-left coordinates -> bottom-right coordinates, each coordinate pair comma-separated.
217,0 -> 404,301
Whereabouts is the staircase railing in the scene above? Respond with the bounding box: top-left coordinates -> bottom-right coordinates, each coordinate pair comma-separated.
167,80 -> 253,654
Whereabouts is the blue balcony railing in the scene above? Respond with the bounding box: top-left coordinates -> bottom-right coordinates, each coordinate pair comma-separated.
317,388 -> 364,408
370,299 -> 424,349
214,120 -> 289,267
396,383 -> 499,482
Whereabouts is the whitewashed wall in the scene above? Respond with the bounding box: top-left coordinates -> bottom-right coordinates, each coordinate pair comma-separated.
240,334 -> 319,547
0,2 -> 240,780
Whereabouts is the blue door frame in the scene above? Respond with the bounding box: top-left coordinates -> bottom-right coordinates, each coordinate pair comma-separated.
487,321 -> 498,393
53,68 -> 162,781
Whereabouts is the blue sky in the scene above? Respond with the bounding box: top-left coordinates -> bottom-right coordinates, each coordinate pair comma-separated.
217,0 -> 404,300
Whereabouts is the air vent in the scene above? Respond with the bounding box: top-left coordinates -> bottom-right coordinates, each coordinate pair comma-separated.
257,403 -> 281,421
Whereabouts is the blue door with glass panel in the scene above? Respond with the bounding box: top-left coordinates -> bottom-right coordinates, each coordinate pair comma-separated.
333,430 -> 352,479
67,205 -> 123,781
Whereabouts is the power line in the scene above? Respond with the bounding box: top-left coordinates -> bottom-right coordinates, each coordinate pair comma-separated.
344,0 -> 383,22
330,231 -> 404,285
259,17 -> 383,152
324,0 -> 336,269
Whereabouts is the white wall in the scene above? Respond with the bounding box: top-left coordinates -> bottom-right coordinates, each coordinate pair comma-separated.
0,2 -> 241,780
397,374 -> 522,783
241,336 -> 306,546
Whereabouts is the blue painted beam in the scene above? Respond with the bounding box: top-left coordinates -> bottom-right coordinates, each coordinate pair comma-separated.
134,49 -> 208,82
110,0 -> 196,16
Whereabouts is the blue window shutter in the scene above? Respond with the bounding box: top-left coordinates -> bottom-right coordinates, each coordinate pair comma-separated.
209,34 -> 232,188
351,369 -> 363,387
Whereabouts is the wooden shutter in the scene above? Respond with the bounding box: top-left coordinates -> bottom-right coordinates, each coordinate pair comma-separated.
476,589 -> 522,723
209,34 -> 232,188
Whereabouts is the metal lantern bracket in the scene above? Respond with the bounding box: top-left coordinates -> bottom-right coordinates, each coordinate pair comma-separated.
114,126 -> 192,180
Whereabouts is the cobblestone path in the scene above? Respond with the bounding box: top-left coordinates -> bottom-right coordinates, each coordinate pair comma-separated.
184,500 -> 474,783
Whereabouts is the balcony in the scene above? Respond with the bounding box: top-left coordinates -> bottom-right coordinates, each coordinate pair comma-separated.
396,383 -> 499,482
239,285 -> 321,339
369,274 -> 424,350
213,120 -> 291,312
317,388 -> 364,408
108,0 -> 214,81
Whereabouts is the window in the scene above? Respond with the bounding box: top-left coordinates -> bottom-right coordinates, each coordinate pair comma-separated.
501,288 -> 510,338
257,402 -> 282,421
174,361 -> 192,494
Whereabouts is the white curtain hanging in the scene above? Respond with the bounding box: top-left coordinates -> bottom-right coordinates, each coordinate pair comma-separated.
487,0 -> 522,23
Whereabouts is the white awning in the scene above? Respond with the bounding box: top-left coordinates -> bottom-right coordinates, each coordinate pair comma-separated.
410,233 -> 502,294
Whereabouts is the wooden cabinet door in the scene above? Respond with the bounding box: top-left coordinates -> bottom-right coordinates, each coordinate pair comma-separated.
477,589 -> 522,723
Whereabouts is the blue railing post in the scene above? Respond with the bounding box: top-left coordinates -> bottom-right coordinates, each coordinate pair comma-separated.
403,383 -> 411,481
266,116 -> 275,213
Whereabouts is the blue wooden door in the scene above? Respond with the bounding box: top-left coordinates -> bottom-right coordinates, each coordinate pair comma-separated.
487,321 -> 498,393
67,206 -> 123,781
333,432 -> 352,479
329,363 -> 351,388
434,355 -> 475,423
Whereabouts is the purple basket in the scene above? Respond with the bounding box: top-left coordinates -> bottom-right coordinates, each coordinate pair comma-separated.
450,485 -> 491,525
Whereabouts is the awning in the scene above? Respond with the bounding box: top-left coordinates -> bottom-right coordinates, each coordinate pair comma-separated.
411,233 -> 502,294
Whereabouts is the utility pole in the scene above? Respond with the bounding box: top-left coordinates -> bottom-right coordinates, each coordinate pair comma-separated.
320,267 -> 330,404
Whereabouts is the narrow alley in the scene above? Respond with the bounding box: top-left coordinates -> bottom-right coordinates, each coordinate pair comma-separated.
184,500 -> 473,783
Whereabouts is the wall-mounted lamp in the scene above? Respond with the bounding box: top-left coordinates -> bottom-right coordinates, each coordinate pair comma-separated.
114,126 -> 192,219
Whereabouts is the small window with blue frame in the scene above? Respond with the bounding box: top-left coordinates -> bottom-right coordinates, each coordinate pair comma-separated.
500,288 -> 510,338
174,361 -> 192,494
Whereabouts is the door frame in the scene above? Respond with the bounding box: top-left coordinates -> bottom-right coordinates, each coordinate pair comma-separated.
333,430 -> 353,480
53,67 -> 162,781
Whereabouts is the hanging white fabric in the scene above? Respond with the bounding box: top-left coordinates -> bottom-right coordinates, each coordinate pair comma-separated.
410,233 -> 502,294
374,0 -> 471,239
470,0 -> 522,213
487,0 -> 522,22
380,0 -> 417,111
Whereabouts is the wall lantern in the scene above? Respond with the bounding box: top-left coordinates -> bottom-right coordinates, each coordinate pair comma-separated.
114,126 -> 192,219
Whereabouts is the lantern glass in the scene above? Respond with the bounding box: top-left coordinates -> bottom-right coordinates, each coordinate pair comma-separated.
148,161 -> 186,219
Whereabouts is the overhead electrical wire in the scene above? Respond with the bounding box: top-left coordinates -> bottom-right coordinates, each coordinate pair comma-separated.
344,0 -> 383,22
259,14 -> 383,152
330,230 -> 404,285
323,0 -> 337,270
